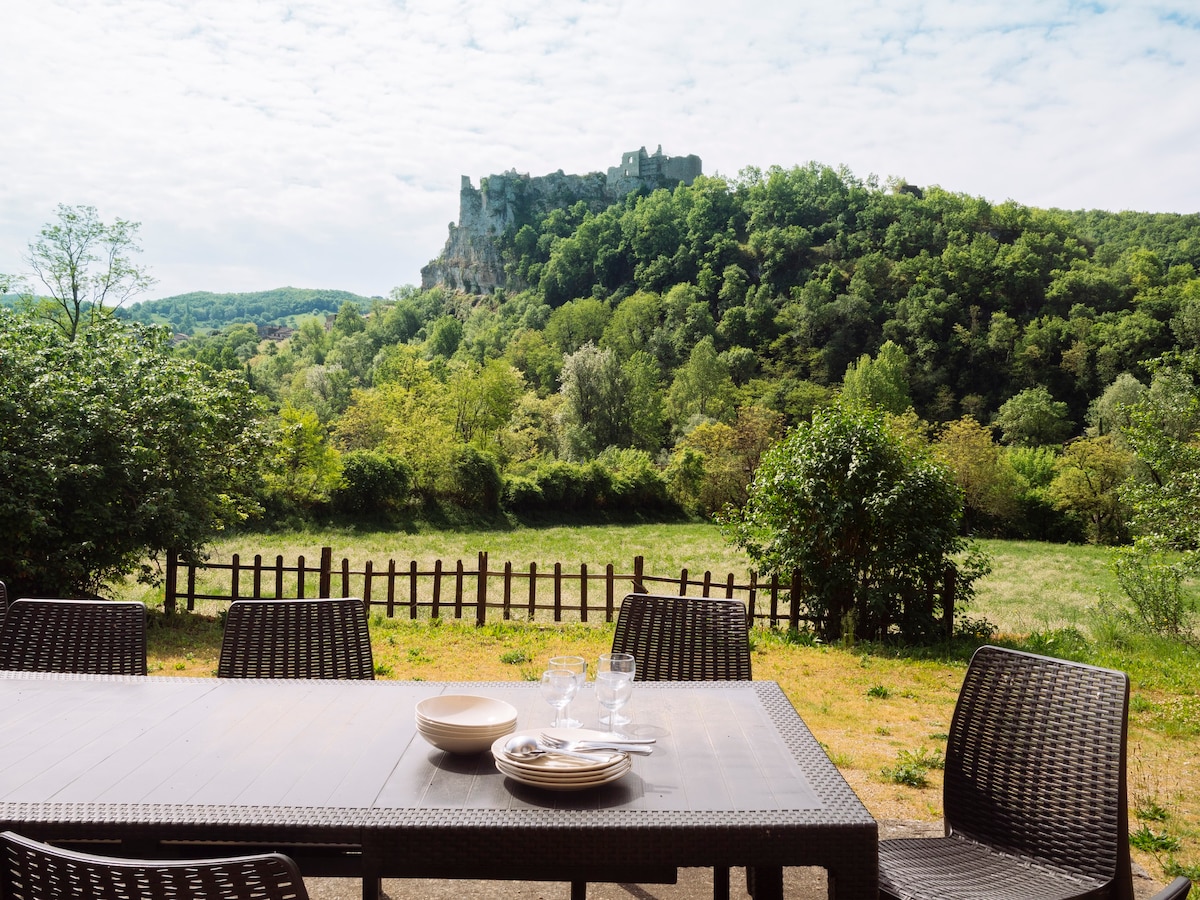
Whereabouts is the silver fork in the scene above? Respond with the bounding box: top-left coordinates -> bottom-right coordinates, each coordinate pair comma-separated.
540,733 -> 655,754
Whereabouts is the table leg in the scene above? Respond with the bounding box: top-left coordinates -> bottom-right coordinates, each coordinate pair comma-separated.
746,865 -> 782,900
714,865 -> 730,900
570,879 -> 587,900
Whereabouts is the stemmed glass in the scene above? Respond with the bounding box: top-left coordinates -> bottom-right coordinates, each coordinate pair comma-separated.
539,669 -> 578,728
596,652 -> 636,731
548,655 -> 586,728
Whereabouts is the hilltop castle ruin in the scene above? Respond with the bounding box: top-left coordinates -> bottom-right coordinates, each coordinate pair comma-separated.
421,146 -> 702,294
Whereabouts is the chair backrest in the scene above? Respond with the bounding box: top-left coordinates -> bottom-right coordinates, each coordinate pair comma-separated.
218,597 -> 375,679
0,830 -> 309,900
0,580 -> 8,622
1151,877 -> 1192,900
611,593 -> 751,681
0,598 -> 147,676
945,645 -> 1132,898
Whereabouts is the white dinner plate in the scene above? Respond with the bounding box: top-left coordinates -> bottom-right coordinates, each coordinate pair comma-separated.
494,755 -> 631,790
490,733 -> 626,774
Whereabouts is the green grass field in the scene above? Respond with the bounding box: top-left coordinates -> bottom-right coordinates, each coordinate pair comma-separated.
133,526 -> 1199,885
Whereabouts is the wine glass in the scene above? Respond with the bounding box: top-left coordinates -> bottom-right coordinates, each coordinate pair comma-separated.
539,669 -> 577,728
596,652 -> 636,730
548,655 -> 586,728
595,671 -> 633,732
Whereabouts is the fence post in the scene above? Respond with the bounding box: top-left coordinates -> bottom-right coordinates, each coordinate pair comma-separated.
503,561 -> 513,620
579,563 -> 588,623
165,551 -> 178,614
632,556 -> 645,593
253,555 -> 264,599
274,555 -> 284,599
748,571 -> 758,624
432,560 -> 443,618
319,547 -> 333,598
527,562 -> 537,617
297,555 -> 306,598
231,553 -> 241,600
605,564 -> 615,620
408,561 -> 418,619
386,560 -> 396,618
454,560 -> 465,619
476,552 -> 487,626
362,560 -> 373,609
789,570 -> 803,632
553,563 -> 563,622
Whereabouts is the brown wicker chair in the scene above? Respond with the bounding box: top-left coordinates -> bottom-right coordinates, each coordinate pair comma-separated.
218,597 -> 375,679
0,579 -> 8,621
608,592 -> 751,900
610,592 -> 752,682
0,598 -> 147,675
1151,878 -> 1192,900
0,830 -> 309,900
878,644 -> 1133,900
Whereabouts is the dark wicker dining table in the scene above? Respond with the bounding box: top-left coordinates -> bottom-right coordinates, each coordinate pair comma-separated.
0,672 -> 877,899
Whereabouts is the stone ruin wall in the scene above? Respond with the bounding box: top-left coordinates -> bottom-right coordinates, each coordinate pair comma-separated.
421,146 -> 702,295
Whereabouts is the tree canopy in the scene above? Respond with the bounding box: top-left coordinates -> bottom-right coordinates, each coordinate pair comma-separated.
0,311 -> 266,597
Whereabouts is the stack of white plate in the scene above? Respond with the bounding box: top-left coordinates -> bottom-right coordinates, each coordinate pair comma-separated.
416,694 -> 518,754
491,732 -> 631,790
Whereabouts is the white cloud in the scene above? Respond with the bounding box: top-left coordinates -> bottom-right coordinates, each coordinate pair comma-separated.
2,0 -> 1198,299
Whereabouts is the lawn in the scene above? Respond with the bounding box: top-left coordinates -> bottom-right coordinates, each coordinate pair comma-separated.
134,526 -> 1199,884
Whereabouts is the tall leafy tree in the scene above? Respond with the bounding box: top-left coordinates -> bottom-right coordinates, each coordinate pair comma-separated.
20,204 -> 155,340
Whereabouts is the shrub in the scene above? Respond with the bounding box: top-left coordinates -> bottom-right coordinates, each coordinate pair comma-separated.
333,450 -> 413,515
1112,545 -> 1199,646
722,402 -> 985,642
439,445 -> 502,511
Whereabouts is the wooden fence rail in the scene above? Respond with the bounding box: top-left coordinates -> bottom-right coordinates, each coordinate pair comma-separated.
165,548 -> 806,629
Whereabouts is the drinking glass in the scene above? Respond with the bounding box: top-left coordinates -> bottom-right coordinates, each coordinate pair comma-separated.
596,652 -> 636,730
539,669 -> 577,728
548,655 -> 586,728
595,671 -> 633,732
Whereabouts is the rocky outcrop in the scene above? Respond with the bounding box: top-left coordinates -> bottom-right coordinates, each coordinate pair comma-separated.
421,146 -> 702,295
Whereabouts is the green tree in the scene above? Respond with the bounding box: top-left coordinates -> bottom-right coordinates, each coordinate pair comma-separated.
20,204 -> 155,340
666,336 -> 737,428
1048,435 -> 1132,544
933,416 -> 1024,531
840,340 -> 912,413
1087,373 -> 1147,439
992,386 -> 1073,447
544,297 -> 611,355
0,311 -> 265,597
424,315 -> 464,359
722,402 -> 977,642
263,404 -> 344,509
556,342 -> 627,458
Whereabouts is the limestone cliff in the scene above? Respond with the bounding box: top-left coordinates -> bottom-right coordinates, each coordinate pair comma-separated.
421,146 -> 701,295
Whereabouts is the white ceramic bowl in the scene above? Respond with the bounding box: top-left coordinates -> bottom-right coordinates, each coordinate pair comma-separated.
416,695 -> 518,728
415,694 -> 518,754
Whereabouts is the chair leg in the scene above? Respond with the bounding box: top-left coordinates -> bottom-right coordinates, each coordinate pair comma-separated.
714,865 -> 730,900
571,879 -> 587,900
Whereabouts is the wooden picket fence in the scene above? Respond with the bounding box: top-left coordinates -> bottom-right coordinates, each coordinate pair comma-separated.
164,548 -> 809,629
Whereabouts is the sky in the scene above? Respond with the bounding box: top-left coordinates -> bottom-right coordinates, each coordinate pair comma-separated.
3,0 -> 1199,302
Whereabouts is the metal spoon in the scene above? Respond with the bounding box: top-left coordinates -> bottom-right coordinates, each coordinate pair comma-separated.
502,734 -> 618,763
